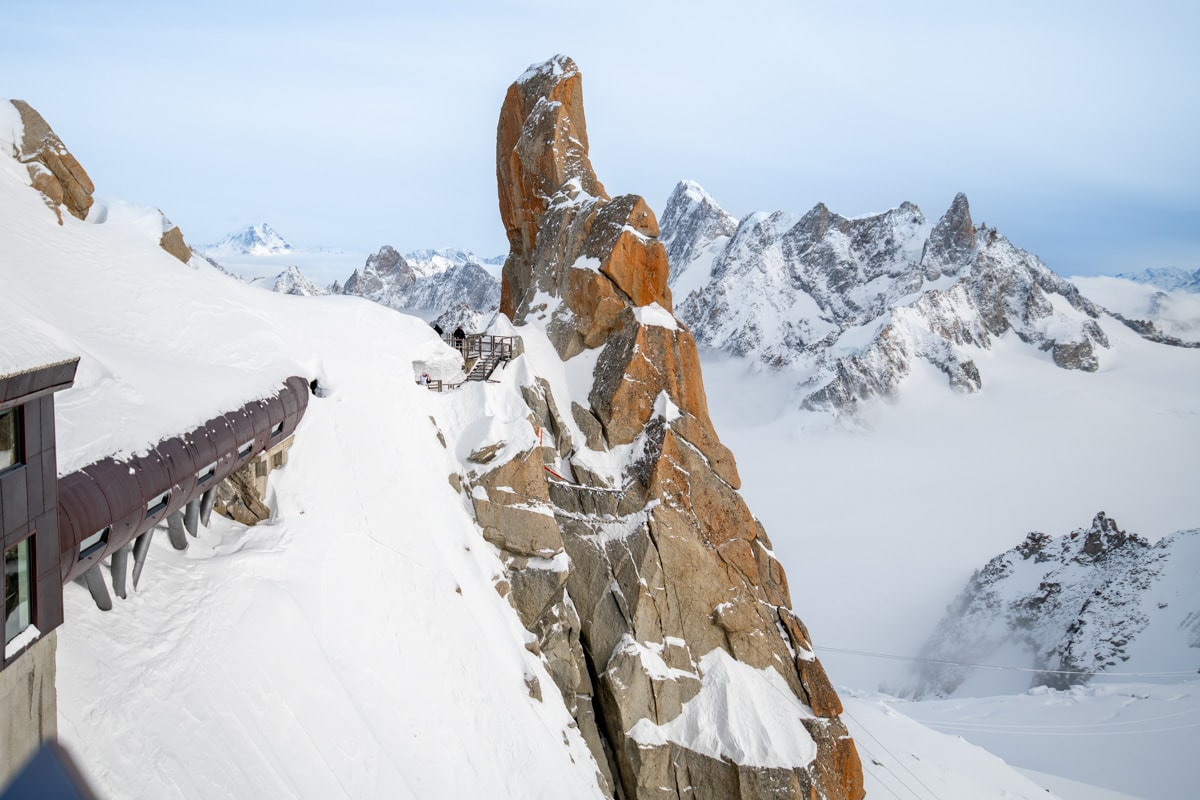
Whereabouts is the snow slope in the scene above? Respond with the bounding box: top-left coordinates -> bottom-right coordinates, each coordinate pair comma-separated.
0,137 -> 605,798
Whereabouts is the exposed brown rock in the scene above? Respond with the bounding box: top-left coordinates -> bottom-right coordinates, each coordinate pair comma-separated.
159,225 -> 191,264
215,463 -> 271,525
9,100 -> 95,222
481,56 -> 863,799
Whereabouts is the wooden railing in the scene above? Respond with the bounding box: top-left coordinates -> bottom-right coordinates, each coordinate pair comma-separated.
419,335 -> 518,391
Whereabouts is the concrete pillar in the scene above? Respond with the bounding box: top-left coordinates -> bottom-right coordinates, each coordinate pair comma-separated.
0,632 -> 58,786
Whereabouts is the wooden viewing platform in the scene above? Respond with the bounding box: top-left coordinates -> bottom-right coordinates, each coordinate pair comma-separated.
420,334 -> 518,391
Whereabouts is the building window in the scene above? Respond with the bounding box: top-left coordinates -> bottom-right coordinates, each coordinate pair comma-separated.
270,421 -> 284,439
0,407 -> 21,473
146,490 -> 170,517
196,461 -> 217,484
237,440 -> 253,458
254,459 -> 267,479
4,539 -> 32,647
79,527 -> 110,560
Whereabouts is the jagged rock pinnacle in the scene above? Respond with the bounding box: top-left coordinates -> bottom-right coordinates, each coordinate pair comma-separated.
485,56 -> 864,800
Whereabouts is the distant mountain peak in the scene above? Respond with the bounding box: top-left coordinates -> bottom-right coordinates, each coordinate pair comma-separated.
915,513 -> 1198,698
204,223 -> 294,256
660,179 -> 738,283
1114,266 -> 1200,292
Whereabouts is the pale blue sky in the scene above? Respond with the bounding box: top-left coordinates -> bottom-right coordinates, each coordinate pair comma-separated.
2,0 -> 1196,276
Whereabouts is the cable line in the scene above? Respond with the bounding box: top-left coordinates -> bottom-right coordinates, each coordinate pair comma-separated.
815,646 -> 1198,678
844,709 -> 944,800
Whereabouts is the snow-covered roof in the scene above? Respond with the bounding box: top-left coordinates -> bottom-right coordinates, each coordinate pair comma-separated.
0,313 -> 78,384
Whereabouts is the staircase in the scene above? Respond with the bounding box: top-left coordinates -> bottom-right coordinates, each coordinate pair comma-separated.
425,334 -> 517,389
466,352 -> 503,381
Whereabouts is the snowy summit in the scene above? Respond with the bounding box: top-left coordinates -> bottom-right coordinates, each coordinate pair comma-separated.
204,222 -> 294,256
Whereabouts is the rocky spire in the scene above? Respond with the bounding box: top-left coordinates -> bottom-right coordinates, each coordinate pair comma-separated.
496,55 -> 671,345
484,56 -> 864,799
920,191 -> 977,278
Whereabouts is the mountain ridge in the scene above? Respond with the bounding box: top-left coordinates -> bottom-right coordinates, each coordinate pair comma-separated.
663,181 -> 1191,417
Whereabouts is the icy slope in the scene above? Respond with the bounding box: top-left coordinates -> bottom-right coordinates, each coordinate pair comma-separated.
0,136 -> 605,797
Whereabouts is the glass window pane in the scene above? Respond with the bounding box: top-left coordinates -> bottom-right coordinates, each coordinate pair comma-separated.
4,539 -> 32,645
0,408 -> 19,471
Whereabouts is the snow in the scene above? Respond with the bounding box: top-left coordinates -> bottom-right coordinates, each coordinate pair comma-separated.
611,635 -> 697,681
1,144 -> 606,798
0,99 -> 24,151
842,696 -> 1067,800
627,648 -> 819,769
571,255 -> 602,273
903,681 -> 1200,799
631,302 -> 678,330
0,311 -> 77,380
4,625 -> 40,660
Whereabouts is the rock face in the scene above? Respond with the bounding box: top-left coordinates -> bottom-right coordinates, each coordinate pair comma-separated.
8,99 -> 95,223
469,56 -> 863,800
915,513 -> 1200,697
666,183 -> 1131,417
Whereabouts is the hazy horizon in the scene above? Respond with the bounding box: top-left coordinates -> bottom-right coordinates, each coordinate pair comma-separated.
3,0 -> 1197,277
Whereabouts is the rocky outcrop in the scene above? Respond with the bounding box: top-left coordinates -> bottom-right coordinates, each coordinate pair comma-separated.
9,100 -> 195,264
8,99 -> 95,223
159,224 -> 191,264
466,55 -> 863,800
668,184 -> 1118,416
915,513 -> 1200,697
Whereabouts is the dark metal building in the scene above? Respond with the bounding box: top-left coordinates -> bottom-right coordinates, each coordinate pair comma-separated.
1,356 -> 78,666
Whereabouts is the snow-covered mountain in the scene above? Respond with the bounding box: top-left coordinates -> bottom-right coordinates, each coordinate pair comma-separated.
203,222 -> 294,256
659,180 -> 737,289
914,513 -> 1199,698
1114,266 -> 1200,293
249,265 -> 327,296
663,183 -> 1188,417
333,244 -> 500,315
404,247 -> 505,278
